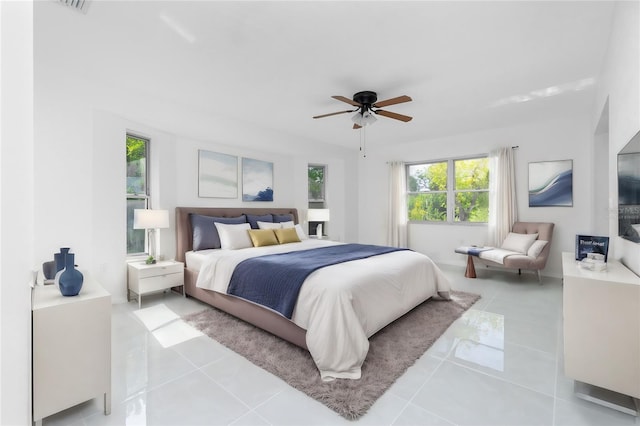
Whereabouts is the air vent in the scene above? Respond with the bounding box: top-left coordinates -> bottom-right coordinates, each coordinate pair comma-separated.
57,0 -> 88,13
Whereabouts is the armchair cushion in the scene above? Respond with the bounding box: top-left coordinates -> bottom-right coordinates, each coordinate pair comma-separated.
527,240 -> 548,258
501,232 -> 538,254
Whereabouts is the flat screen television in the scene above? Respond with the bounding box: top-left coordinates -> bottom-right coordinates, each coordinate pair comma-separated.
618,129 -> 640,243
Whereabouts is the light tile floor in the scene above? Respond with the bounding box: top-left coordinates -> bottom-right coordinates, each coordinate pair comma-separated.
43,264 -> 640,426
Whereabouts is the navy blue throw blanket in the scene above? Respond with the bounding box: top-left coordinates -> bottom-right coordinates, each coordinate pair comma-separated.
227,244 -> 409,319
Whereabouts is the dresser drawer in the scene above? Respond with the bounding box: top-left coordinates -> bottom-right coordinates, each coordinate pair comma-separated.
135,272 -> 183,294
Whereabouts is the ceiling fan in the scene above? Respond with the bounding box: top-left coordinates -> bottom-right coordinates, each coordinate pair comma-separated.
313,91 -> 413,129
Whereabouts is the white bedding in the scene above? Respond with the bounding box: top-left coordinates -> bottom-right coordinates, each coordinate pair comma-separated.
195,240 -> 451,380
185,249 -> 218,272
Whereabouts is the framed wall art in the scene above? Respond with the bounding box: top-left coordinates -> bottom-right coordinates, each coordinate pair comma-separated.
242,157 -> 273,202
528,160 -> 573,207
198,150 -> 238,198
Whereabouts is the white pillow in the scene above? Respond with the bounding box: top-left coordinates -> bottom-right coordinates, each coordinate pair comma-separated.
294,224 -> 308,240
257,221 -> 282,230
214,222 -> 252,250
501,232 -> 538,254
281,221 -> 295,229
527,240 -> 548,258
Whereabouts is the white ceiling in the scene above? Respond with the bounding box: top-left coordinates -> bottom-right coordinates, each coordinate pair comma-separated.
51,1 -> 615,150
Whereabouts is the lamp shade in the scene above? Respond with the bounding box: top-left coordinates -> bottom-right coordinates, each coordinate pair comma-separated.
307,208 -> 330,222
133,209 -> 169,229
351,111 -> 377,126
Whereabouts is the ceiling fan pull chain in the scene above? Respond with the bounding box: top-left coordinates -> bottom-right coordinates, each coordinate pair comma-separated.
363,127 -> 367,158
360,126 -> 367,158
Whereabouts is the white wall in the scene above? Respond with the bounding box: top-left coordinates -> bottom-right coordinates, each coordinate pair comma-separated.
593,1 -> 640,276
0,2 -> 34,424
360,116 -> 594,278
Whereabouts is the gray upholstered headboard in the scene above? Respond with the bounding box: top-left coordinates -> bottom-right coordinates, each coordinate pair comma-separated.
175,207 -> 299,264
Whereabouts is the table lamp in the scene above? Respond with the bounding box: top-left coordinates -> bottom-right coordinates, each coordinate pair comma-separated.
133,209 -> 169,264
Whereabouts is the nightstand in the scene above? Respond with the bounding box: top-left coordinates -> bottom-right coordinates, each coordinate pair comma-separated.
127,260 -> 184,308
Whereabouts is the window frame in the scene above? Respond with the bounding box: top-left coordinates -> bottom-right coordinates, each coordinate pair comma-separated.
308,163 -> 328,236
406,154 -> 489,225
308,164 -> 327,203
126,133 -> 150,255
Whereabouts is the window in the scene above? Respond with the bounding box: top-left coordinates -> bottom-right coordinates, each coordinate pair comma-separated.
407,157 -> 489,223
308,164 -> 327,235
308,164 -> 326,203
126,134 -> 149,254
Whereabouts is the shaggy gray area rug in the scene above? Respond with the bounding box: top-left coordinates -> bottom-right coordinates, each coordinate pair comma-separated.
184,290 -> 480,420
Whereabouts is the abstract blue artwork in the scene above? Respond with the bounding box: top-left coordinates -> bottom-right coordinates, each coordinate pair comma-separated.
198,150 -> 238,198
528,160 -> 573,207
242,157 -> 273,202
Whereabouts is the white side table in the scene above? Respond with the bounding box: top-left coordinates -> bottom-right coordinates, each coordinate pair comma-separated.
32,276 -> 111,425
127,260 -> 184,308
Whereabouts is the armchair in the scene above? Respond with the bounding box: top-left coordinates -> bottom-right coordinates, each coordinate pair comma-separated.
476,222 -> 554,283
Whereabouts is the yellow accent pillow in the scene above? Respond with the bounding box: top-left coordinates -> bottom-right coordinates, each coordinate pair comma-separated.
274,227 -> 301,244
248,229 -> 278,247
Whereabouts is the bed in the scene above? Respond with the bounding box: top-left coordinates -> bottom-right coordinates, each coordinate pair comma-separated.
175,207 -> 451,380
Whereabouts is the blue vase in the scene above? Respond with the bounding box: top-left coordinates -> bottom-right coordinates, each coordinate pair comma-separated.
58,252 -> 83,296
54,247 -> 71,273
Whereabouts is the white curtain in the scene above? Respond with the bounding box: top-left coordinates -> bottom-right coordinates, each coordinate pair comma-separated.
387,161 -> 408,248
488,147 -> 518,247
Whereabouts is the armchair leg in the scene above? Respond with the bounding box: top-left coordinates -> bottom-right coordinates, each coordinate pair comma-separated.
537,270 -> 543,284
518,269 -> 521,275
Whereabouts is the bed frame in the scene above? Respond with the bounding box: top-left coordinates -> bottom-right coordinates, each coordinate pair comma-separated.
175,207 -> 308,349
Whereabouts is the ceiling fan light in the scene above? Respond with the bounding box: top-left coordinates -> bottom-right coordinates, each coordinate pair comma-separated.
351,111 -> 377,126
362,111 -> 377,125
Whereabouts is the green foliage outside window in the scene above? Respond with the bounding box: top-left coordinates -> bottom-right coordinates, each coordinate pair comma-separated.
126,135 -> 148,254
127,135 -> 147,195
408,193 -> 447,221
407,157 -> 489,223
454,158 -> 489,222
308,165 -> 325,201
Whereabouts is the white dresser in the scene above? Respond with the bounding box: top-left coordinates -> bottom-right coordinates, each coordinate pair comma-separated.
127,260 -> 184,308
32,276 -> 111,425
562,252 -> 640,414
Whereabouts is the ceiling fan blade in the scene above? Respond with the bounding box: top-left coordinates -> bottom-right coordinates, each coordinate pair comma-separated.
353,123 -> 362,130
374,109 -> 413,122
373,95 -> 412,108
332,95 -> 362,107
313,109 -> 355,119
